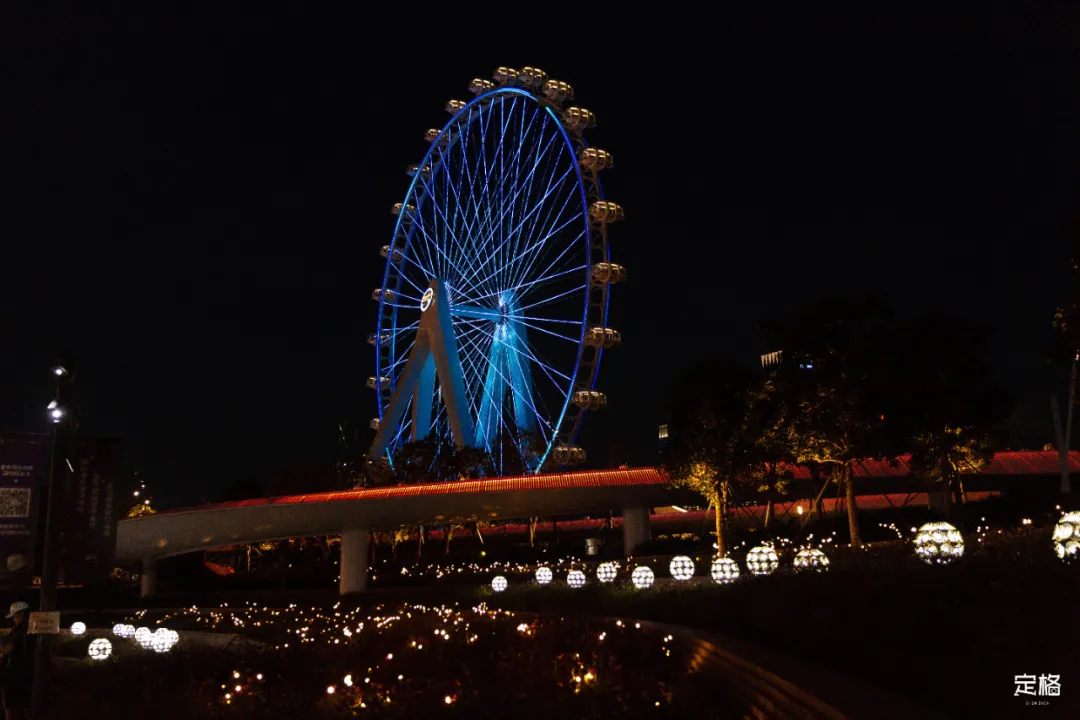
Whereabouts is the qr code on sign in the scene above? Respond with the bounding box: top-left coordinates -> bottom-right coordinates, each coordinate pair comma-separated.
0,488 -> 31,518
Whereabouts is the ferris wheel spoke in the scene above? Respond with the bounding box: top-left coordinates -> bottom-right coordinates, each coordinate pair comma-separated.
499,105 -> 549,293
517,320 -> 582,344
458,163 -> 575,299
507,155 -> 584,292
481,211 -> 583,298
415,175 -> 491,299
408,212 -> 441,282
454,130 -> 564,300
509,128 -> 575,291
464,321 -> 573,387
517,284 -> 589,314
507,225 -> 586,302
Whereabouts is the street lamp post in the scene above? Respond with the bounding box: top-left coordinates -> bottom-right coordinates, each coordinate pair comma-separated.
32,360 -> 75,718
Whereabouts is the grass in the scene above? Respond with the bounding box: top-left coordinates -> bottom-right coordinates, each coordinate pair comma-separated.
482,528 -> 1080,719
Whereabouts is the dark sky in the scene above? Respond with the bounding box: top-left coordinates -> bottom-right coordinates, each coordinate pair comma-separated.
2,8 -> 1077,508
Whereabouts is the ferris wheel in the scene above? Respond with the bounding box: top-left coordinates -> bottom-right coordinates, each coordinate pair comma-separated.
368,66 -> 626,475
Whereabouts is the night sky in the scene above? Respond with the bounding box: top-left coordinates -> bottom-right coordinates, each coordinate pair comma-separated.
2,8 -> 1077,508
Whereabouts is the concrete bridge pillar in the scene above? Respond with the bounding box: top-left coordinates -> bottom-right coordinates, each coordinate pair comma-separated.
339,529 -> 370,595
622,507 -> 650,555
140,558 -> 157,599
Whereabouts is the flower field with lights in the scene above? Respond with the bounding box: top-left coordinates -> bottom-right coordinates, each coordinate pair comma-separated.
46,601 -> 724,718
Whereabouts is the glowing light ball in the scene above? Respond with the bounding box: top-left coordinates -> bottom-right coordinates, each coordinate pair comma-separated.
913,521 -> 964,565
150,628 -> 178,653
566,570 -> 586,588
793,548 -> 830,572
491,576 -> 508,593
70,621 -> 86,636
535,567 -> 553,585
710,557 -> 740,584
746,545 -> 779,575
134,627 -> 153,647
668,555 -> 695,581
630,565 -> 654,589
1053,511 -> 1080,560
87,638 -> 112,661
113,623 -> 135,638
596,562 -> 617,583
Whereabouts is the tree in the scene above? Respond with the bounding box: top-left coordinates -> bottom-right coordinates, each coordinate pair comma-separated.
890,314 -> 1012,515
662,359 -> 763,557
758,295 -> 899,547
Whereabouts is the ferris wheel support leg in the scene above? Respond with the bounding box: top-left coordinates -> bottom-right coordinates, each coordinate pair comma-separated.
370,331 -> 434,460
474,342 -> 505,450
369,280 -> 477,460
505,319 -> 536,434
427,279 -> 476,449
411,353 -> 436,442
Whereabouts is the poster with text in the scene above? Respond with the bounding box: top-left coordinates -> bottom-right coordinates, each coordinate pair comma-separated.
0,434 -> 49,581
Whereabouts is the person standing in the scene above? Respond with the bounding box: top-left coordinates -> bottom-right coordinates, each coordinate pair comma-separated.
0,602 -> 35,720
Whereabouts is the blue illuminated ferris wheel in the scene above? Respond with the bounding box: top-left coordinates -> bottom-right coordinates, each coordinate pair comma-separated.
368,66 -> 627,475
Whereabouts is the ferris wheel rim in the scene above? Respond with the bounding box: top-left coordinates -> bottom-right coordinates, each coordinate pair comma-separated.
373,84 -> 611,471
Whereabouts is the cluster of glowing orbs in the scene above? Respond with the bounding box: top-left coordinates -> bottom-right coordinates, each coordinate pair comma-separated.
70,621 -> 86,636
913,521 -> 964,565
491,576 -> 508,593
566,570 -> 586,588
596,562 -> 617,583
113,623 -> 135,638
87,638 -> 112,660
793,548 -> 830,572
1053,511 -> 1080,560
535,567 -> 553,585
668,556 -> 695,581
746,545 -> 779,575
710,557 -> 740,584
630,566 -> 654,589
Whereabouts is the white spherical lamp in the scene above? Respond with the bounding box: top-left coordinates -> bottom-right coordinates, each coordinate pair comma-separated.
793,548 -> 830,572
746,545 -> 779,575
87,638 -> 112,661
134,627 -> 153,647
70,621 -> 86,636
150,628 -> 176,653
113,623 -> 135,638
631,565 -> 654,589
535,567 -> 553,585
914,521 -> 964,565
1053,511 -> 1080,560
668,555 -> 695,581
491,575 -> 508,592
596,562 -> 617,583
566,570 -> 586,588
710,557 -> 740,584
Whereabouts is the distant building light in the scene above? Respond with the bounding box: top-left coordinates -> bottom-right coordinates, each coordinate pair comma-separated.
760,350 -> 782,368
658,424 -> 668,440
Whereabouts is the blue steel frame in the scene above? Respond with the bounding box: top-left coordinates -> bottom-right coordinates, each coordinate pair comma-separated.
373,86 -> 611,473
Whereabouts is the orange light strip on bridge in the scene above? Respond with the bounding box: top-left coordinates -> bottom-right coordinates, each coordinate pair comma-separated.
156,451 -> 1078,517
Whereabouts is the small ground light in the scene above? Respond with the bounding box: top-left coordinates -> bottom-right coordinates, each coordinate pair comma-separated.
746,545 -> 779,575
596,562 -> 617,583
535,567 -> 552,585
631,566 -> 654,589
87,638 -> 112,661
566,570 -> 586,588
327,686 -> 335,695
668,555 -> 695,581
70,621 -> 86,636
710,557 -> 740,584
793,548 -> 830,572
491,575 -> 508,592
913,522 -> 964,565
